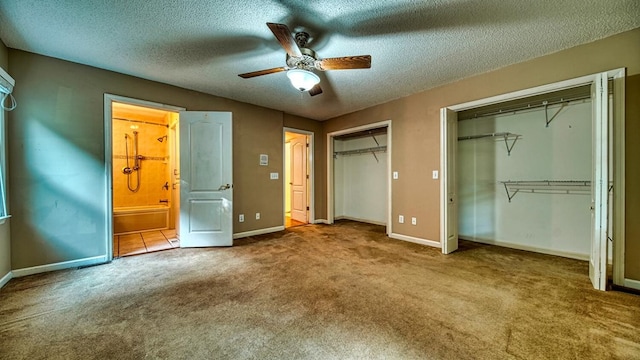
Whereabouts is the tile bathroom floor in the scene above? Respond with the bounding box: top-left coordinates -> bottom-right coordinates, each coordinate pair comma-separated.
113,229 -> 179,257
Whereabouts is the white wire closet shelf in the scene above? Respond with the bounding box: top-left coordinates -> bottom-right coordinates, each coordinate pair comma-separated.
334,130 -> 387,163
500,180 -> 591,202
458,132 -> 521,156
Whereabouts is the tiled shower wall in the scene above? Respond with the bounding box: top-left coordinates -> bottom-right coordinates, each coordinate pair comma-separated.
112,117 -> 170,208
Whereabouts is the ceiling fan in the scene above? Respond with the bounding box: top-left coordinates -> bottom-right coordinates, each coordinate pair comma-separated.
238,22 -> 372,96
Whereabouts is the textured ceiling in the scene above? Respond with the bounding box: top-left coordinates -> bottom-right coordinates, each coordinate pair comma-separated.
0,1 -> 638,120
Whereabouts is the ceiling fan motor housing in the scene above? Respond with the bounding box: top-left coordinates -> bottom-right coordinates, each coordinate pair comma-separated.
286,47 -> 319,71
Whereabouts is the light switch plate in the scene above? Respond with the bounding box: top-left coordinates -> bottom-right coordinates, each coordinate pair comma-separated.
432,170 -> 439,179
256,212 -> 260,220
270,172 -> 279,179
393,171 -> 398,179
399,215 -> 404,224
239,214 -> 244,222
411,217 -> 417,225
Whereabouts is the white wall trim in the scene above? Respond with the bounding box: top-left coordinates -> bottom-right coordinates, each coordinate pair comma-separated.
12,255 -> 108,278
335,216 -> 386,226
283,127 -> 315,225
314,219 -> 330,224
623,278 -> 640,291
104,94 -> 186,261
390,233 -> 441,248
460,237 -> 589,261
327,120 -> 392,235
0,270 -> 12,288
233,226 -> 285,239
448,73 -> 600,111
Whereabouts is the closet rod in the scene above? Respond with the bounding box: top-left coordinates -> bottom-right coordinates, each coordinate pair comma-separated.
334,146 -> 387,157
466,94 -> 591,120
113,117 -> 169,128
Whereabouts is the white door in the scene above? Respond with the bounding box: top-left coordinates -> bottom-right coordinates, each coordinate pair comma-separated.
179,111 -> 233,247
441,108 -> 458,254
590,73 -> 609,290
290,135 -> 308,223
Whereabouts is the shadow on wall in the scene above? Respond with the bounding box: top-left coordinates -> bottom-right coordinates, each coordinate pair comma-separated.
19,120 -> 105,260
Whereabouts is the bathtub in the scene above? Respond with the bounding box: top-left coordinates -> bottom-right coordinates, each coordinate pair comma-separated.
113,205 -> 169,235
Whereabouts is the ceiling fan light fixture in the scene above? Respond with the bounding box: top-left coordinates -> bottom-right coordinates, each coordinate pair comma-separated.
286,69 -> 320,92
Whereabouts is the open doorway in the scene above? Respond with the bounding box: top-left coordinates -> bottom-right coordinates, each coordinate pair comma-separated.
105,95 -> 184,258
284,129 -> 314,228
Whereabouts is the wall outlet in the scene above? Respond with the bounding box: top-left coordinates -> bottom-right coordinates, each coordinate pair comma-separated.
239,214 -> 244,222
399,215 -> 404,224
432,170 -> 439,179
270,172 -> 279,180
411,217 -> 417,225
393,171 -> 399,179
255,212 -> 260,220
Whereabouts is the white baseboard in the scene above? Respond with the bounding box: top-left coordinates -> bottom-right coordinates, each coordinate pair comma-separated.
623,278 -> 640,291
459,236 -> 589,261
314,219 -> 330,224
233,226 -> 285,239
335,216 -> 386,226
390,233 -> 441,248
0,270 -> 12,289
12,255 -> 108,278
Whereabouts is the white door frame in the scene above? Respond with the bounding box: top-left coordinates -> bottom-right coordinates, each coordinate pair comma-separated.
439,69 -> 626,289
103,94 -> 185,261
283,127 -> 315,225
169,119 -> 180,233
326,120 -> 392,235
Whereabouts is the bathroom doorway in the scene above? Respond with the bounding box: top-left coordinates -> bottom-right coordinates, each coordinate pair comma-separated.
284,129 -> 313,228
105,96 -> 183,257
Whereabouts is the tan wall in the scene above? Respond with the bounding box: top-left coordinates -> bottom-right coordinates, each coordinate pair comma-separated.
323,28 -> 640,279
625,74 -> 640,279
7,50 -> 317,269
0,40 -> 10,281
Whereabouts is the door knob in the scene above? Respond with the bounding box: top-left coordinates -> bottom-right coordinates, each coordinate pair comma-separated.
218,184 -> 231,191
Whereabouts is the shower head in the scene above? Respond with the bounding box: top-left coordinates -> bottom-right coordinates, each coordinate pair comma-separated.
157,135 -> 168,142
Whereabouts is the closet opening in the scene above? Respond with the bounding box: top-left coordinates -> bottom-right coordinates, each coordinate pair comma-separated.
284,129 -> 314,228
440,69 -> 626,291
327,121 -> 391,234
456,85 -> 596,260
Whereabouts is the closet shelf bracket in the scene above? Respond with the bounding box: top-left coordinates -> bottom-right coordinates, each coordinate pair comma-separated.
458,132 -> 521,156
544,101 -> 566,128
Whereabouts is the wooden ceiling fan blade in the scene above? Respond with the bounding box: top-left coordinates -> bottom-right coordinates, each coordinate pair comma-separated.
238,67 -> 287,79
267,22 -> 302,58
318,55 -> 371,70
308,84 -> 323,96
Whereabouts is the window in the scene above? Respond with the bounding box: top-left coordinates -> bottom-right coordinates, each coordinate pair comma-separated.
0,104 -> 8,221
0,66 -> 15,223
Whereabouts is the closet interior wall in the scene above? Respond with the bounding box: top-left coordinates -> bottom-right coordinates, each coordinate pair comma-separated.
334,129 -> 388,225
457,93 -> 593,260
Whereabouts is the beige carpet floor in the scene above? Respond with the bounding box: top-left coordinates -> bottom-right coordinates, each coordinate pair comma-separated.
1,221 -> 639,359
